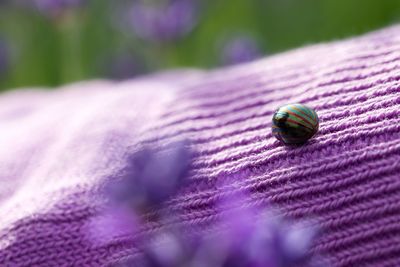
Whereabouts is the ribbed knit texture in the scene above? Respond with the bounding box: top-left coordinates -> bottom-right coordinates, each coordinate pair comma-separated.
1,25 -> 400,266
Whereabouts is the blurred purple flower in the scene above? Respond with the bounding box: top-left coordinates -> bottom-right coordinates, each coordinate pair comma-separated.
138,212 -> 323,267
104,53 -> 144,80
142,230 -> 202,267
195,188 -> 321,267
137,190 -> 325,267
90,141 -> 326,267
128,0 -> 199,42
0,0 -> 9,6
222,36 -> 262,65
87,140 -> 192,245
106,140 -> 192,212
33,0 -> 84,16
0,39 -> 9,77
247,213 -> 320,267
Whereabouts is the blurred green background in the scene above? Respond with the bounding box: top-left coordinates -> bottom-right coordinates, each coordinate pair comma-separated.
0,0 -> 400,91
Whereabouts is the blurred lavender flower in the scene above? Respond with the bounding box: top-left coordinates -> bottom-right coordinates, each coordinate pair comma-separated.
90,141 -> 325,267
0,39 -> 9,77
247,213 -> 320,267
142,230 -> 202,267
137,191 -> 325,267
221,35 -> 262,65
138,213 -> 322,267
88,140 -> 192,244
103,53 -> 144,80
195,189 -> 322,267
0,0 -> 10,6
33,0 -> 84,16
128,0 -> 199,42
106,140 -> 192,211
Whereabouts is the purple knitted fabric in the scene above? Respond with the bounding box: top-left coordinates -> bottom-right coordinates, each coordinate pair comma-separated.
1,25 -> 400,266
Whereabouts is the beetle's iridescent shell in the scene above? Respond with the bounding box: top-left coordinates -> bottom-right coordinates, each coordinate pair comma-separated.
272,104 -> 319,144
